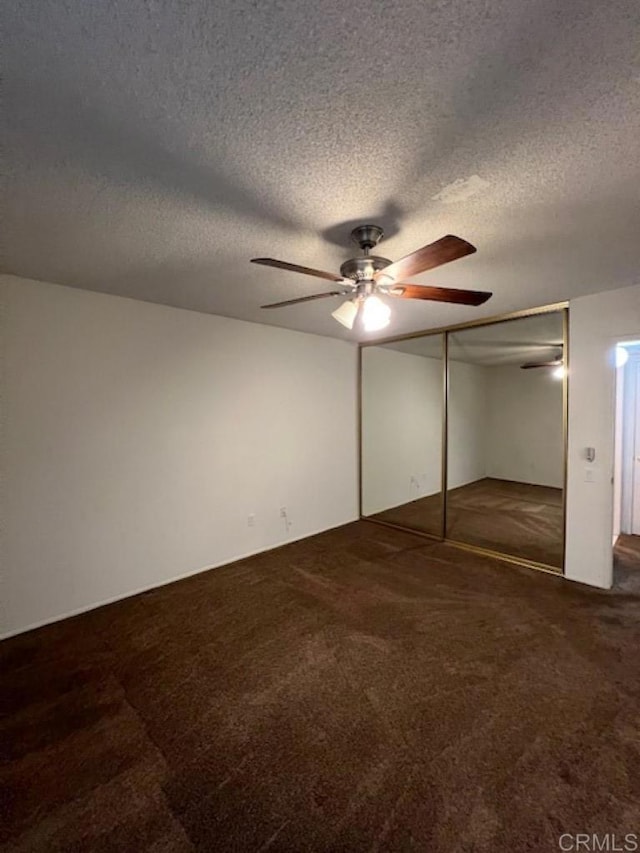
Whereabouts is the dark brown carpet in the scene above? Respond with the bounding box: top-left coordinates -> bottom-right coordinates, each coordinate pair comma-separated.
2,522 -> 640,852
371,478 -> 564,568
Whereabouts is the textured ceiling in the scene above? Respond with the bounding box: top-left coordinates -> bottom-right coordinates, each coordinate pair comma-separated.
3,0 -> 640,342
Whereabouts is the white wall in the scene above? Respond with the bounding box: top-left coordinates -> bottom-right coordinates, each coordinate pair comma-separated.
484,365 -> 564,488
4,276 -> 637,631
0,275 -> 358,637
361,349 -> 489,515
361,347 -> 442,515
565,283 -> 640,589
447,360 -> 488,489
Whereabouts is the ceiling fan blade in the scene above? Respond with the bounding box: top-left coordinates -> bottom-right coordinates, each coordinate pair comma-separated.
520,360 -> 564,369
252,257 -> 346,283
261,290 -> 348,309
375,235 -> 476,283
387,283 -> 492,306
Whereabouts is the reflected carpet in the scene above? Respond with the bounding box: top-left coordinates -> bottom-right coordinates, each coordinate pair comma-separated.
371,478 -> 564,567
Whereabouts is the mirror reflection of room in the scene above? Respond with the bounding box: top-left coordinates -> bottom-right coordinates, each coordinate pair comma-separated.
446,311 -> 565,569
361,334 -> 443,537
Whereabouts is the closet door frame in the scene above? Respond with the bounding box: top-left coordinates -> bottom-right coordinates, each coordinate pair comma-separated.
358,302 -> 569,577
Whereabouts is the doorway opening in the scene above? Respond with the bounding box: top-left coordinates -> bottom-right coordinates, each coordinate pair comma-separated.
613,340 -> 640,586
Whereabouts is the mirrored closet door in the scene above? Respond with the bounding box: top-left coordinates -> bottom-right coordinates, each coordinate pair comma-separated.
359,306 -> 567,574
361,333 -> 444,537
446,310 -> 566,570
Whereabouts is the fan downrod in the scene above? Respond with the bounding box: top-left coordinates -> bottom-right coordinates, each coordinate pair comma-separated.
350,224 -> 384,252
340,224 -> 391,281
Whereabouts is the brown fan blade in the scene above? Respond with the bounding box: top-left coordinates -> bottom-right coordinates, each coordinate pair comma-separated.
387,283 -> 492,306
374,235 -> 476,283
252,257 -> 345,283
261,290 -> 348,309
520,360 -> 563,369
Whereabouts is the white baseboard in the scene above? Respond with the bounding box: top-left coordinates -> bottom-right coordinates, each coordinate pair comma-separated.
0,517 -> 358,641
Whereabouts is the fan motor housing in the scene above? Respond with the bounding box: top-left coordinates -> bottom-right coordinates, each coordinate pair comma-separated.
340,255 -> 391,281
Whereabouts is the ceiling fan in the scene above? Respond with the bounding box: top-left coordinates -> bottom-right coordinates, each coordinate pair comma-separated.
520,346 -> 564,376
520,346 -> 564,369
251,224 -> 492,332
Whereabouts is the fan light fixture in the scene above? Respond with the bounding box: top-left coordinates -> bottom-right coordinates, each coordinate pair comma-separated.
362,295 -> 391,332
331,295 -> 392,331
331,299 -> 358,329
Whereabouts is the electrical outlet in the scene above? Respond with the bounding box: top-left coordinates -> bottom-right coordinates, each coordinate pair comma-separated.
247,514 -> 255,526
279,506 -> 287,518
585,468 -> 595,483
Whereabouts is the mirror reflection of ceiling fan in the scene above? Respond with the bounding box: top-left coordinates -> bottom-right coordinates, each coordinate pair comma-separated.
251,224 -> 492,332
520,346 -> 564,375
